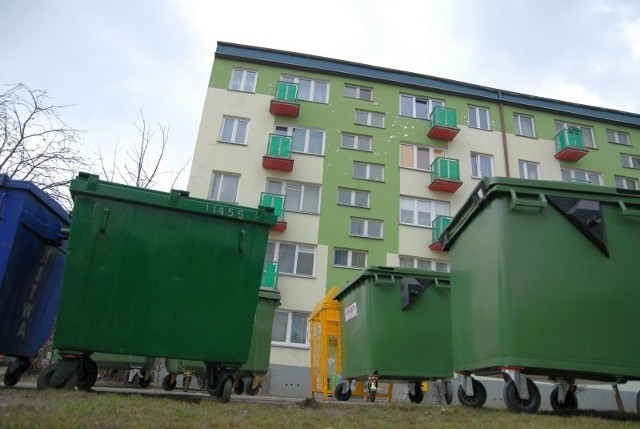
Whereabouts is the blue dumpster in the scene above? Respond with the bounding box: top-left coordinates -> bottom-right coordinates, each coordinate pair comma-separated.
0,175 -> 70,386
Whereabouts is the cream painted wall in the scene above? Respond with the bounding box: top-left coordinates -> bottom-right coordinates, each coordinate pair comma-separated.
270,346 -> 310,368
507,136 -> 563,181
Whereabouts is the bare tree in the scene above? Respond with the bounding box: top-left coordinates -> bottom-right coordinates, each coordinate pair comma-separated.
0,83 -> 87,209
96,111 -> 189,190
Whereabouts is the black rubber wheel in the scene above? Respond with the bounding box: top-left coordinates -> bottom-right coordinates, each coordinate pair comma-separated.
244,378 -> 260,396
550,387 -> 578,412
334,384 -> 352,401
125,372 -> 140,387
3,359 -> 28,386
369,390 -> 377,403
76,358 -> 98,391
234,378 -> 245,395
138,375 -> 152,388
162,374 -> 176,391
408,382 -> 424,403
36,364 -> 77,390
457,378 -> 487,408
636,390 -> 639,415
183,375 -> 192,392
503,378 -> 541,413
444,380 -> 453,405
216,377 -> 233,403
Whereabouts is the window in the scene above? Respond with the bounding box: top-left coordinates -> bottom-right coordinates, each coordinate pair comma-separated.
282,75 -> 328,103
341,133 -> 372,151
272,310 -> 308,346
400,144 -> 445,171
399,197 -> 449,227
353,162 -> 384,181
219,116 -> 248,145
208,172 -> 239,203
555,121 -> 596,149
333,248 -> 367,269
607,130 -> 631,146
275,125 -> 324,155
399,256 -> 450,272
621,154 -> 640,169
470,153 -> 494,178
518,160 -> 540,180
400,95 -> 444,120
514,114 -> 535,138
344,84 -> 373,101
229,69 -> 256,92
615,176 -> 639,190
337,188 -> 370,208
355,110 -> 385,128
266,241 -> 315,276
561,168 -> 602,185
350,218 -> 383,239
267,180 -> 320,213
468,106 -> 490,130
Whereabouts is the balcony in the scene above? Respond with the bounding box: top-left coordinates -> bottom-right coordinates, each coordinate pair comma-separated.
261,262 -> 279,289
260,192 -> 287,232
263,134 -> 294,172
427,106 -> 460,141
428,157 -> 463,193
270,81 -> 300,118
554,128 -> 588,161
429,215 -> 452,251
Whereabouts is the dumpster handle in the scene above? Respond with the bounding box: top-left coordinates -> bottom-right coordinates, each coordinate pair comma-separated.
100,208 -> 110,233
435,278 -> 451,289
374,274 -> 395,285
238,229 -> 246,254
618,201 -> 640,217
509,189 -> 547,210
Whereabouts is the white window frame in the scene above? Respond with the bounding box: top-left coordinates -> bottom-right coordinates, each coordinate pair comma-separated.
353,162 -> 384,181
337,187 -> 370,208
615,175 -> 639,190
514,114 -> 536,138
344,84 -> 373,101
266,179 -> 320,214
399,256 -> 450,273
341,133 -> 372,152
470,153 -> 494,178
561,168 -> 602,185
468,106 -> 491,130
555,121 -> 596,149
229,68 -> 256,93
399,196 -> 449,228
275,125 -> 324,155
607,130 -> 631,146
621,154 -> 640,169
267,241 -> 316,277
282,75 -> 329,103
355,110 -> 385,128
400,143 -> 445,171
271,310 -> 309,348
333,248 -> 367,269
349,217 -> 383,239
518,160 -> 540,180
400,94 -> 444,120
208,172 -> 239,203
219,116 -> 249,145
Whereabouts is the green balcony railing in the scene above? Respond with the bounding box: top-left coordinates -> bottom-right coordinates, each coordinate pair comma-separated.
260,192 -> 286,221
432,215 -> 452,243
430,106 -> 458,128
267,134 -> 292,158
261,261 -> 279,289
431,157 -> 461,182
555,128 -> 584,153
274,81 -> 299,102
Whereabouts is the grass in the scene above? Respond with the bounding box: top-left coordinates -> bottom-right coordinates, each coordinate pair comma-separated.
1,388 -> 639,429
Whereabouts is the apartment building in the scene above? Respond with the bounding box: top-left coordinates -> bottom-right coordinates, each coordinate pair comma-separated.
187,41 -> 640,398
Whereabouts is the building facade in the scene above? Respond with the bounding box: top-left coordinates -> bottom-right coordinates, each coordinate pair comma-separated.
187,42 -> 640,398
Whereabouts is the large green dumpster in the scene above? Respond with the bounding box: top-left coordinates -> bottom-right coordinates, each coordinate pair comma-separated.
334,266 -> 453,403
440,177 -> 640,413
38,173 -> 276,402
162,288 -> 280,395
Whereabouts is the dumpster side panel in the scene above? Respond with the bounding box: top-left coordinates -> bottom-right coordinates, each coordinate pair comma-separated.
240,290 -> 281,374
90,352 -> 155,371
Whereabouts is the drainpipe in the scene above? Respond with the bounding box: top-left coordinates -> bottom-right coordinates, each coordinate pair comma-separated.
497,91 -> 511,177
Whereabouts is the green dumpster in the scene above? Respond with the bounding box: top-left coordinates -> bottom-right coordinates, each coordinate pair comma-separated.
38,173 -> 276,402
91,353 -> 156,387
334,266 -> 453,403
162,288 -> 281,395
440,177 -> 640,413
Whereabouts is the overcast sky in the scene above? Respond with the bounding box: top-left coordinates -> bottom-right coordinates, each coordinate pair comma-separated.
2,0 -> 639,191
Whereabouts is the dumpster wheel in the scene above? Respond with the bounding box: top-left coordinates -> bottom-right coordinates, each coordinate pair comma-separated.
3,358 -> 30,387
36,364 -> 77,390
162,374 -> 177,391
408,382 -> 424,403
244,377 -> 260,396
503,378 -> 541,413
234,378 -> 245,395
215,377 -> 233,403
549,386 -> 578,412
457,378 -> 487,408
444,380 -> 453,405
334,384 -> 352,401
76,357 -> 98,391
124,371 -> 140,387
138,371 -> 152,388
